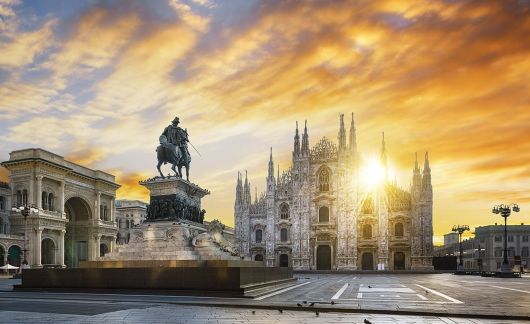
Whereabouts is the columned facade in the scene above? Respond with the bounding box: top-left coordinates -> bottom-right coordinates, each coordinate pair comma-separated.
1,148 -> 120,268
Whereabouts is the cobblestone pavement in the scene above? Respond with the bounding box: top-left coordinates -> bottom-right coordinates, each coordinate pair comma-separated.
1,273 -> 529,323
0,304 -> 525,324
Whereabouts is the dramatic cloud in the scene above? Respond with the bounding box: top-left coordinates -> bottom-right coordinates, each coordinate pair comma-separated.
0,0 -> 529,237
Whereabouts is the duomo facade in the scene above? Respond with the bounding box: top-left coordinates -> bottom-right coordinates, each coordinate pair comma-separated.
234,114 -> 434,270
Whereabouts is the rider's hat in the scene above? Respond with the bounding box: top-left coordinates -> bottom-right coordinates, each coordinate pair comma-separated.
172,117 -> 180,124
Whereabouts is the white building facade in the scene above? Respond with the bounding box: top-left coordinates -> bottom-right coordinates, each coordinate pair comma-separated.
435,225 -> 530,272
0,148 -> 120,268
234,114 -> 434,270
115,199 -> 147,244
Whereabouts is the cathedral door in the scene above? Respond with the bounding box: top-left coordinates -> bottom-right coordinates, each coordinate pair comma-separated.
279,254 -> 289,267
316,245 -> 331,270
394,252 -> 405,270
361,252 -> 374,270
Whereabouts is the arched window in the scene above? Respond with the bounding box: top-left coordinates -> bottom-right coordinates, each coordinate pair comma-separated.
319,206 -> 329,223
22,189 -> 28,205
280,228 -> 288,242
48,193 -> 54,211
280,204 -> 289,219
318,168 -> 330,192
255,229 -> 262,243
362,224 -> 372,239
395,222 -> 404,237
42,192 -> 48,210
16,191 -> 22,207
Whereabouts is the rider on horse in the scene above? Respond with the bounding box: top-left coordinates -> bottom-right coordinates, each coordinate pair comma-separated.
157,116 -> 192,180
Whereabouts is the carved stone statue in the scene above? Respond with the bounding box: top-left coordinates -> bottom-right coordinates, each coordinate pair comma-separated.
156,116 -> 192,180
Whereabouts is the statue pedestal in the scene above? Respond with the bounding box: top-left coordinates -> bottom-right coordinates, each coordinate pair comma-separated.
139,176 -> 209,223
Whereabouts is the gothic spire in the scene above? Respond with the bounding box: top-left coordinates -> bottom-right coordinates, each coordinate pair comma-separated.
243,170 -> 250,205
338,113 -> 346,151
349,112 -> 357,153
267,147 -> 274,180
422,151 -> 432,199
235,171 -> 242,206
293,121 -> 300,157
380,132 -> 388,181
301,120 -> 309,156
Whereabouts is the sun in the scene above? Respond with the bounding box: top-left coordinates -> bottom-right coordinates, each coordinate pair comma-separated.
360,158 -> 385,189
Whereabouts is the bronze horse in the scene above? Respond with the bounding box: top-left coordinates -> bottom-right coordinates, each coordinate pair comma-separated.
156,135 -> 191,181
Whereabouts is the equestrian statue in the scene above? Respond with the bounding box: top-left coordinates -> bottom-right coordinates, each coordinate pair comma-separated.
156,116 -> 193,181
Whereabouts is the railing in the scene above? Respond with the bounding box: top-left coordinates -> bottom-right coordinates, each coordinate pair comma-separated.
0,233 -> 24,240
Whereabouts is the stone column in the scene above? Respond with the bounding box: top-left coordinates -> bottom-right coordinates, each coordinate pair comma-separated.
58,229 -> 65,267
110,198 -> 115,222
110,236 -> 116,253
95,234 -> 101,259
3,255 -> 7,273
59,181 -> 65,215
95,191 -> 101,221
34,228 -> 42,268
87,232 -> 94,261
36,175 -> 43,209
29,173 -> 34,205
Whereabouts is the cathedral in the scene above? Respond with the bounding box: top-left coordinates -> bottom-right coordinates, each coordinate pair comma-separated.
234,113 -> 433,271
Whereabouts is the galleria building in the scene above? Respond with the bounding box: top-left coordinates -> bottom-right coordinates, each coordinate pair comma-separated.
234,114 -> 434,270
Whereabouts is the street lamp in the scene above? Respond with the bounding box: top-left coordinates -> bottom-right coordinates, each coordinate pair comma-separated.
452,224 -> 470,273
492,203 -> 520,276
11,204 -> 38,271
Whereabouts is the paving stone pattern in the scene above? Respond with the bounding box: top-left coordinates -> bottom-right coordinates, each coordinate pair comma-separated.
0,305 -> 524,324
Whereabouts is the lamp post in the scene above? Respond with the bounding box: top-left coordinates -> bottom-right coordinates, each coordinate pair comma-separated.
11,204 -> 38,272
492,204 -> 520,276
452,224 -> 470,273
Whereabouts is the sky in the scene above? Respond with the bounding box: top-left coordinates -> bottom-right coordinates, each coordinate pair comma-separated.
0,0 -> 529,245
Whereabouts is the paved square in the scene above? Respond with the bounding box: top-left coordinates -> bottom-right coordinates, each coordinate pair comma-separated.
1,273 -> 529,323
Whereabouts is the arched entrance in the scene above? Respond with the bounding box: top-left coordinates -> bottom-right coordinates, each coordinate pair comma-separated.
279,254 -> 289,267
65,197 -> 91,268
41,238 -> 55,265
316,245 -> 332,270
394,252 -> 405,270
99,243 -> 108,257
0,245 -> 5,267
254,254 -> 263,261
7,245 -> 21,267
361,252 -> 374,270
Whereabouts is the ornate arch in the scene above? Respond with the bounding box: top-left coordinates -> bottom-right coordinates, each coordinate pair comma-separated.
279,202 -> 289,219
6,243 -> 22,252
41,235 -> 57,248
64,195 -> 93,220
317,165 -> 332,192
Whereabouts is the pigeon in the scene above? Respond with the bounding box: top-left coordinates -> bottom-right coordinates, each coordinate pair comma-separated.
309,302 -> 315,307
425,290 -> 429,294
303,301 -> 307,304
364,319 -> 372,324
297,303 -> 303,307
278,309 -> 283,314
252,311 -> 255,315
368,285 -> 372,288
315,311 -> 319,316
331,300 -> 335,305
